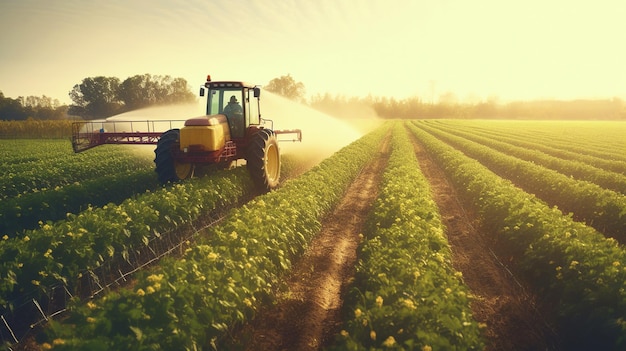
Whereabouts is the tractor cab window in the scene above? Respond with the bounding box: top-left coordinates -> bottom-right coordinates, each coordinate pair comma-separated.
209,89 -> 245,138
246,88 -> 260,126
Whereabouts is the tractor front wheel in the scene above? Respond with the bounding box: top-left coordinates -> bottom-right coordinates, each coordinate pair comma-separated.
154,129 -> 193,183
247,129 -> 280,191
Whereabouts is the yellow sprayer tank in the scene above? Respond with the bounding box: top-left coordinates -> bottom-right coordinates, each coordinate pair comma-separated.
180,115 -> 230,152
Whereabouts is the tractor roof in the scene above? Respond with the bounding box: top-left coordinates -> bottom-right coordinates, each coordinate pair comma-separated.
205,81 -> 256,89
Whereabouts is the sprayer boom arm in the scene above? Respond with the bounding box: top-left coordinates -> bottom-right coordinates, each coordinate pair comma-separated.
274,129 -> 302,142
71,120 -> 186,153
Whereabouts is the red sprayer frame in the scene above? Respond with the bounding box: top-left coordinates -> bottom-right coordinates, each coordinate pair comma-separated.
71,120 -> 302,153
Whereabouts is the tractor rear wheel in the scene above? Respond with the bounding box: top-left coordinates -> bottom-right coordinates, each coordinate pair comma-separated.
154,129 -> 194,183
247,129 -> 280,191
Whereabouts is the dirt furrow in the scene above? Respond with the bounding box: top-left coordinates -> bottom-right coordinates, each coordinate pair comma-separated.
410,134 -> 562,351
229,139 -> 389,351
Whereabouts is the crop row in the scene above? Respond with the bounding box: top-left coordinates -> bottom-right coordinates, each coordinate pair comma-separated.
0,139 -> 71,165
436,120 -> 626,160
431,120 -> 626,172
1,142 -> 155,200
408,122 -> 626,350
330,122 -> 484,350
0,169 -> 161,236
415,121 -> 626,242
422,121 -> 626,194
36,124 -> 390,350
0,167 -> 255,310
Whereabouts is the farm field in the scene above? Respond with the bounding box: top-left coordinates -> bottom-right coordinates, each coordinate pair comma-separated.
1,120 -> 625,351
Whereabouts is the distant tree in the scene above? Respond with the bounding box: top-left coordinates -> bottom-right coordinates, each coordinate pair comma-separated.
18,95 -> 67,120
265,74 -> 305,102
0,91 -> 29,120
69,76 -> 122,119
164,77 -> 196,104
0,92 -> 68,121
99,74 -> 196,111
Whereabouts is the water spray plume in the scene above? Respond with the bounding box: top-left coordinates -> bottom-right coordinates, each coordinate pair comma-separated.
260,91 -> 367,165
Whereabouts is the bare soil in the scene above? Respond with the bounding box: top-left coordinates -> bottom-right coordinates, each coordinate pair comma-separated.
227,130 -> 563,351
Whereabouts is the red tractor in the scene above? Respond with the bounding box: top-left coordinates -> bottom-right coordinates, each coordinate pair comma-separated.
71,76 -> 301,191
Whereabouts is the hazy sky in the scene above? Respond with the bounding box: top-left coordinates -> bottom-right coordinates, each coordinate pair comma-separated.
1,0 -> 625,104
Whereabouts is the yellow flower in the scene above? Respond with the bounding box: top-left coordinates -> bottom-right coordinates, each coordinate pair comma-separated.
243,298 -> 253,307
31,280 -> 40,286
403,299 -> 416,310
613,261 -> 621,267
2,235 -> 8,240
146,286 -> 156,294
370,330 -> 377,340
52,338 -> 66,345
422,346 -> 432,351
147,274 -> 164,283
383,336 -> 396,347
41,342 -> 52,349
445,288 -> 452,294
229,231 -> 238,240
136,288 -> 146,296
340,330 -> 349,337
86,317 -> 96,323
23,235 -> 30,242
375,296 -> 383,308
87,301 -> 97,310
207,252 -> 219,261
354,308 -> 362,318
569,260 -> 579,269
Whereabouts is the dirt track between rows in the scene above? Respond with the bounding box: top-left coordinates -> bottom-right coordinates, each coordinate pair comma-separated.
229,138 -> 390,351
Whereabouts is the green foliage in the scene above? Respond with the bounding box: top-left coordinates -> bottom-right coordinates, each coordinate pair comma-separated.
330,122 -> 484,350
37,124 -> 389,350
426,121 -> 626,194
416,121 -> 626,243
0,166 -> 254,309
69,76 -> 122,119
408,122 -> 626,350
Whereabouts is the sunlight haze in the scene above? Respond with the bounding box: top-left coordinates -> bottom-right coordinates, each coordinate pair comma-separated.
1,0 -> 625,104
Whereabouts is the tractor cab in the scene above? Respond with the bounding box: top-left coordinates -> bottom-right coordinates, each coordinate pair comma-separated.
200,77 -> 261,139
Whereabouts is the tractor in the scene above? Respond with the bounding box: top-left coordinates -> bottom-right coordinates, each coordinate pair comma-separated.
71,75 -> 302,191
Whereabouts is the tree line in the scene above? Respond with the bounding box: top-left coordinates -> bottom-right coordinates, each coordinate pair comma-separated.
2,73 -> 625,121
0,92 -> 68,121
68,74 -> 196,119
309,93 -> 626,120
0,74 -> 196,121
265,74 -> 626,120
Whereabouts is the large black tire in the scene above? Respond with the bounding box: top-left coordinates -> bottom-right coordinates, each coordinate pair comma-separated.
247,129 -> 280,191
154,129 -> 193,183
